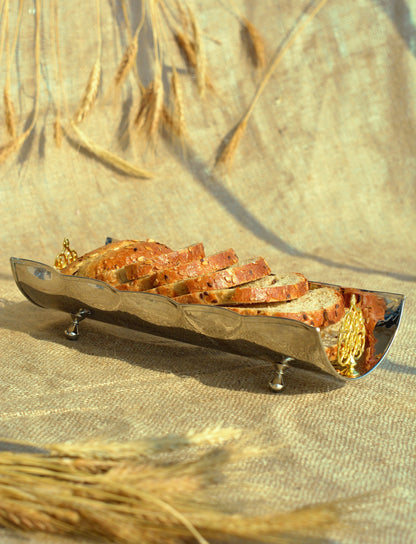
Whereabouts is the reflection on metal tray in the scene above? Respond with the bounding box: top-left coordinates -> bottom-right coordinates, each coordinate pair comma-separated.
10,257 -> 405,392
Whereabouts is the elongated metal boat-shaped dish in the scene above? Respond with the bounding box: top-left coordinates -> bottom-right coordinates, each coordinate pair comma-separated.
10,257 -> 405,391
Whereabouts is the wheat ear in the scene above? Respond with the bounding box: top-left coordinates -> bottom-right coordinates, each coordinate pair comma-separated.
114,0 -> 146,92
216,0 -> 329,169
241,17 -> 266,69
74,0 -> 102,123
114,38 -> 138,89
69,121 -> 154,178
0,133 -> 25,164
174,31 -> 213,92
73,58 -> 101,124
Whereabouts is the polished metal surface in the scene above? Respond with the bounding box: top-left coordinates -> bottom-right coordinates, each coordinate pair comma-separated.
269,357 -> 294,392
10,257 -> 406,389
65,308 -> 91,340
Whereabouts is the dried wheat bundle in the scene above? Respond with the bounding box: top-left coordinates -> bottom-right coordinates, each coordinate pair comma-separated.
0,429 -> 340,544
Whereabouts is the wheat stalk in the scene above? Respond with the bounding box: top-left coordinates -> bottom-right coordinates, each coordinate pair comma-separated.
73,0 -> 102,124
4,0 -> 24,139
0,0 -> 8,65
69,121 -> 154,178
51,0 -> 67,148
54,114 -> 62,148
216,0 -> 330,169
187,5 -> 206,96
0,0 -> 40,165
3,84 -> 16,139
2,0 -> 17,139
169,64 -> 186,138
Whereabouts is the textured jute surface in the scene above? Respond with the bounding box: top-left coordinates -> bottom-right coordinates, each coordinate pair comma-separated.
1,1 -> 415,542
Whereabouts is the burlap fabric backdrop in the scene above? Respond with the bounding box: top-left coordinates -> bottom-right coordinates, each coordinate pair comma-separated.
1,1 -> 415,542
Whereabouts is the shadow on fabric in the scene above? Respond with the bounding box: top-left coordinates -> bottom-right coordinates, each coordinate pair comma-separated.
1,299 -> 346,396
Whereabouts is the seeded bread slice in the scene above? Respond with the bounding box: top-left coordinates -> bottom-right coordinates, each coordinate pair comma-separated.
110,243 -> 207,290
147,249 -> 240,298
115,243 -> 206,284
60,239 -> 143,276
153,249 -> 239,287
184,257 -> 271,293
174,273 -> 308,306
66,240 -> 173,280
115,275 -> 160,292
225,287 -> 345,328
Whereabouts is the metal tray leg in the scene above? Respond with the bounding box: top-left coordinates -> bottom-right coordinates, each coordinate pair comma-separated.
269,357 -> 294,392
65,308 -> 91,340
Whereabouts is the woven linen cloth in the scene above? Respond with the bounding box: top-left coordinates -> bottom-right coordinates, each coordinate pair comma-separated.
1,1 -> 415,542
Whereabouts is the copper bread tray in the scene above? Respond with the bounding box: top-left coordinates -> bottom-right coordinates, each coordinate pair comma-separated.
10,257 -> 405,391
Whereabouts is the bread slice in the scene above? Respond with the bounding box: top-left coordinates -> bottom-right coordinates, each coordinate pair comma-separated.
184,257 -> 271,293
225,287 -> 345,328
60,239 -> 143,276
118,243 -> 206,283
66,240 -> 173,280
153,248 -> 239,287
174,273 -> 308,306
109,243 -> 207,290
147,249 -> 239,298
320,321 -> 342,361
115,275 -> 159,292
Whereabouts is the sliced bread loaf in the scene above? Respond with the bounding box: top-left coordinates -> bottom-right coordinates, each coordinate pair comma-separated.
224,287 -> 345,328
174,273 -> 308,305
184,257 -> 271,293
